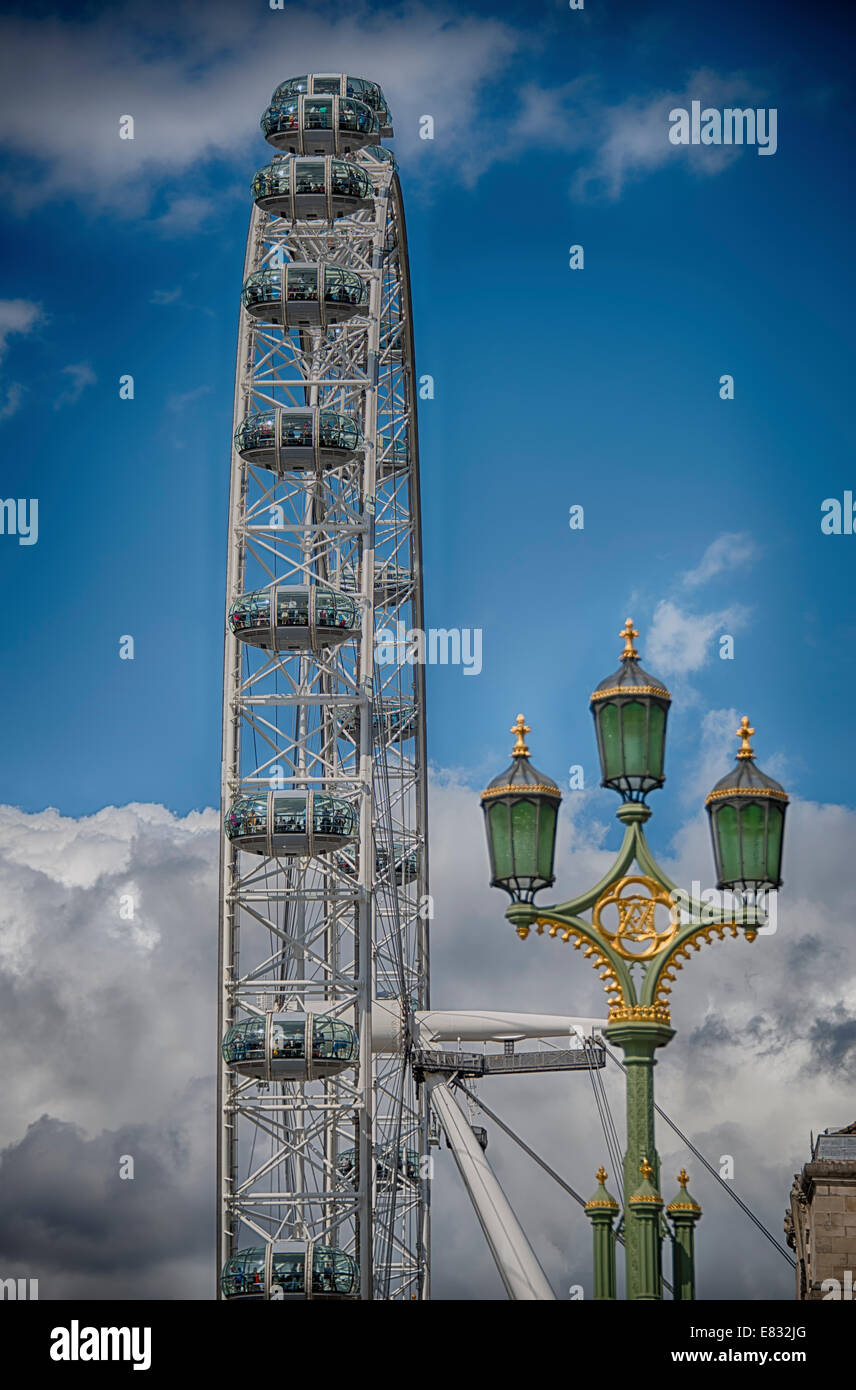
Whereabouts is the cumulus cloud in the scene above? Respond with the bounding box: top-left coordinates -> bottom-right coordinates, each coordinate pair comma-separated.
0,2 -> 521,216
0,298 -> 44,360
0,6 -> 768,216
647,597 -> 751,677
683,531 -> 759,589
0,382 -> 25,421
0,770 -> 853,1301
53,361 -> 97,410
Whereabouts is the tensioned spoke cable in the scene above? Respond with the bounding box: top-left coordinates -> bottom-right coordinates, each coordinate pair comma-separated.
602,1045 -> 796,1269
455,1081 -> 674,1296
583,1043 -> 624,1203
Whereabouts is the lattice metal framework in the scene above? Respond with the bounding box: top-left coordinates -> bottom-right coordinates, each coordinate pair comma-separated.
217,115 -> 429,1300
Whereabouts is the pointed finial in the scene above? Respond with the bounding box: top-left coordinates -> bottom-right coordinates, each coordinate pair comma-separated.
620,617 -> 639,659
510,713 -> 531,758
736,716 -> 755,760
639,1156 -> 655,1182
596,1166 -> 608,1185
677,1167 -> 689,1188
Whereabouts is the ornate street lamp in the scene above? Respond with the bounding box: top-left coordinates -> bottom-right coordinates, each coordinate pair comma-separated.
590,619 -> 671,802
480,715 -> 562,903
481,620 -> 789,1300
706,716 -> 789,894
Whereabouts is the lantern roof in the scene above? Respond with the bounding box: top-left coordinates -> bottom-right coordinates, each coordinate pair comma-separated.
666,1167 -> 701,1215
590,619 -> 671,705
705,717 -> 788,805
481,715 -> 561,802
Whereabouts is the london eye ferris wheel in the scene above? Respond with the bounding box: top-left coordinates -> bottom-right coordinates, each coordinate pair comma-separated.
217,72 -> 603,1302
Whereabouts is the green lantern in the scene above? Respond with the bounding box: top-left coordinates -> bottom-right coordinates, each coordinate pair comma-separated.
481,715 -> 562,903
706,716 -> 789,893
590,619 -> 671,803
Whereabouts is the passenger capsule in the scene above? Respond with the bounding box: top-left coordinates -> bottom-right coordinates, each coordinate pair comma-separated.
228,585 -> 359,651
234,407 -> 363,472
335,842 -> 420,884
337,1145 -> 420,1186
252,156 -> 374,220
242,262 -> 369,329
261,95 -> 378,156
224,790 -> 358,856
339,698 -> 417,743
360,144 -> 398,167
373,562 -> 411,601
272,74 -> 394,137
221,1242 -> 359,1300
222,1012 -> 359,1082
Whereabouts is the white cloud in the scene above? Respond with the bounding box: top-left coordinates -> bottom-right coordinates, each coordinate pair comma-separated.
0,382 -> 25,421
0,297 -> 43,361
0,3 -> 521,216
647,597 -> 751,677
571,68 -> 766,200
150,288 -> 182,306
683,531 -> 759,589
53,361 -> 97,410
0,764 -> 852,1300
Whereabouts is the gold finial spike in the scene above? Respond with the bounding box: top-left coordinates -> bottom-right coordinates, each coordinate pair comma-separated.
516,925 -> 530,941
619,617 -> 639,659
510,713 -> 531,757
639,1156 -> 655,1182
596,1166 -> 608,1185
736,715 -> 755,760
677,1168 -> 690,1189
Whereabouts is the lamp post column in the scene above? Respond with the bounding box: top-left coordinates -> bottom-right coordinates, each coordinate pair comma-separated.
605,1020 -> 674,1300
667,1170 -> 702,1300
585,1167 -> 619,1300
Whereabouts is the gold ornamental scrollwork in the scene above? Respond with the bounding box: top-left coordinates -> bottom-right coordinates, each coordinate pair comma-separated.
592,874 -> 679,962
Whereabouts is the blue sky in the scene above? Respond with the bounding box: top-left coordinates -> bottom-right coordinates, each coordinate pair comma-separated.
0,0 -> 855,1306
0,0 -> 853,851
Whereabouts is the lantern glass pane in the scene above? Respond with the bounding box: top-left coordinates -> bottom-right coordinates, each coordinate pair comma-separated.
648,703 -> 665,778
716,804 -> 740,882
600,704 -> 622,780
767,803 -> 784,880
740,802 -> 766,881
537,802 -> 556,880
488,802 -> 512,881
510,799 -> 537,877
621,701 -> 646,774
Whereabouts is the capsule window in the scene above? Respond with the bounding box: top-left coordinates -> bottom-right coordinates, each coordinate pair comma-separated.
287,267 -> 319,302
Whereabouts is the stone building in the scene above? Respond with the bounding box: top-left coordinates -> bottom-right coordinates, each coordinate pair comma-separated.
785,1121 -> 856,1299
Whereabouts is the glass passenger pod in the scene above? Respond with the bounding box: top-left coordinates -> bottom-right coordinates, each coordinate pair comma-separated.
335,842 -> 420,884
359,144 -> 399,169
339,697 -> 417,743
224,789 -> 358,857
261,93 -> 379,155
251,155 -> 374,221
234,406 -> 364,472
221,1242 -> 359,1300
272,74 -> 394,137
337,1145 -> 420,1186
222,1012 -> 359,1082
228,585 -> 359,651
241,262 -> 369,329
377,429 -> 409,474
374,562 -> 411,601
